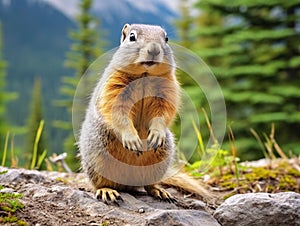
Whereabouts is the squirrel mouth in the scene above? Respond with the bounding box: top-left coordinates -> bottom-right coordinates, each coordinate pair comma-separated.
141,61 -> 157,67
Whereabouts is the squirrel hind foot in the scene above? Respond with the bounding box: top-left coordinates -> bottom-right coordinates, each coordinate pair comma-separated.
95,188 -> 123,205
144,185 -> 176,203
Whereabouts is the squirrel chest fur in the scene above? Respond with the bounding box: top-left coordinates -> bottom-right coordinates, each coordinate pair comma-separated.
79,23 -> 181,203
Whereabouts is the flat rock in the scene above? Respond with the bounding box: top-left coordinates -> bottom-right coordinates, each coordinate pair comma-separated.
144,209 -> 218,226
214,192 -> 300,226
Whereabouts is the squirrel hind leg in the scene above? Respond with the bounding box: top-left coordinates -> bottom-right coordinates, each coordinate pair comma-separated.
95,188 -> 123,205
144,184 -> 176,203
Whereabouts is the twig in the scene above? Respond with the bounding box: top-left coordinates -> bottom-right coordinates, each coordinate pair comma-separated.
201,108 -> 217,144
49,152 -> 72,173
270,123 -> 287,159
250,128 -> 268,159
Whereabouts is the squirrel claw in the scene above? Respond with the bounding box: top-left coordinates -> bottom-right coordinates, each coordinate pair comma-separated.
122,132 -> 143,153
166,196 -> 177,203
95,188 -> 123,205
147,129 -> 165,151
144,185 -> 176,203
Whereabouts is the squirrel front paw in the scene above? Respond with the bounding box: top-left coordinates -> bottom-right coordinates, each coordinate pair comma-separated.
122,131 -> 143,155
147,129 -> 166,151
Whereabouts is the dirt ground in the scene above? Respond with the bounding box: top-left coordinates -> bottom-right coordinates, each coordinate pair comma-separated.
3,158 -> 298,225
4,172 -> 128,225
1,169 -> 220,226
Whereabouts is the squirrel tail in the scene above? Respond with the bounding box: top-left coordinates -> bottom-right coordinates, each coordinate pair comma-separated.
161,172 -> 212,201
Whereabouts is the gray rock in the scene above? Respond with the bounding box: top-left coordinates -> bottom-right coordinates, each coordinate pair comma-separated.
0,167 -> 48,184
0,187 -> 15,194
69,190 -> 221,225
0,167 -> 220,225
144,209 -> 220,226
214,192 -> 300,226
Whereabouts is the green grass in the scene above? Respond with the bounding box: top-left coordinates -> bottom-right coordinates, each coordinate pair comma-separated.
30,120 -> 47,170
1,120 -> 47,170
1,131 -> 10,166
218,162 -> 300,199
187,120 -> 299,199
0,121 -> 47,225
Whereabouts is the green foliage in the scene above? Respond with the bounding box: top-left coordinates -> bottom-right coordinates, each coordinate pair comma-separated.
185,148 -> 232,178
54,0 -> 104,171
25,78 -> 47,169
1,122 -> 51,170
185,122 -> 299,199
1,131 -> 9,166
218,162 -> 300,199
30,120 -> 47,170
186,120 -> 241,183
0,132 -> 20,168
0,170 -> 8,175
0,172 -> 26,225
0,23 -> 7,138
177,0 -> 300,159
174,0 -> 194,48
0,23 -> 17,155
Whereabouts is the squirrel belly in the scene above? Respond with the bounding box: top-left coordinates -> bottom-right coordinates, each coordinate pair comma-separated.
79,110 -> 176,188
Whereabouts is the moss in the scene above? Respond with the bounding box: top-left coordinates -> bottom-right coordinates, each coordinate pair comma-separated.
0,170 -> 8,175
246,167 -> 277,181
0,193 -> 24,212
56,177 -> 69,184
0,172 -> 27,225
262,184 -> 274,192
1,216 -> 27,225
223,192 -> 235,200
278,175 -> 296,189
220,181 -> 236,189
221,174 -> 234,180
213,160 -> 299,196
287,168 -> 300,177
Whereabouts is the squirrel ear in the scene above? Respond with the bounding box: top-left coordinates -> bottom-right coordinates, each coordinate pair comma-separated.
121,23 -> 130,44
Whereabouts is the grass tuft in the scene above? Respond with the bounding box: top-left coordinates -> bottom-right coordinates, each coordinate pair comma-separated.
30,120 -> 47,170
1,132 -> 10,166
186,117 -> 299,199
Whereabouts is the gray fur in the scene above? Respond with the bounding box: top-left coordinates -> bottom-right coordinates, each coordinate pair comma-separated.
79,24 -> 178,190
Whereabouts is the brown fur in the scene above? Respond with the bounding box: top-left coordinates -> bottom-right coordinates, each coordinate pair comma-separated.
97,69 -> 180,144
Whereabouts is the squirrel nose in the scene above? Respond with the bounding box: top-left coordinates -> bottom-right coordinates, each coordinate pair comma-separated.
147,43 -> 161,57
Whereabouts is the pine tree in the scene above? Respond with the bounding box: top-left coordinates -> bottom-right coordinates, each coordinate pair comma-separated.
25,77 -> 47,169
0,22 -> 17,155
174,1 -> 226,162
175,0 -> 194,49
187,0 -> 300,159
0,23 -> 8,145
54,0 -> 103,171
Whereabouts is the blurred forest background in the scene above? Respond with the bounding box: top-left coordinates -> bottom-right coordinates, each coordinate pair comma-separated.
0,0 -> 299,171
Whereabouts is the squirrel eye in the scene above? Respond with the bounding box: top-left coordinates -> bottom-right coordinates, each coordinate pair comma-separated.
129,32 -> 136,42
165,36 -> 169,42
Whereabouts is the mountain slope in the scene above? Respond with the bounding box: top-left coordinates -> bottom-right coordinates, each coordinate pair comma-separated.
0,0 -> 75,124
91,0 -> 178,47
43,0 -> 179,48
0,0 -> 179,153
0,0 -> 75,152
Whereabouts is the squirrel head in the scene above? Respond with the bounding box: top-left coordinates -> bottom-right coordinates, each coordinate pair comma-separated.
112,23 -> 175,76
